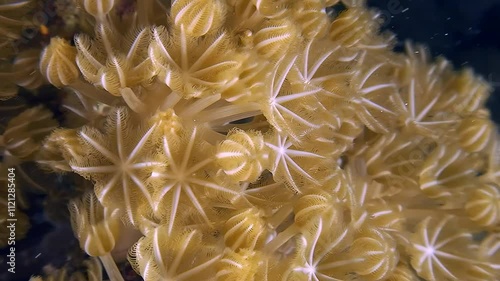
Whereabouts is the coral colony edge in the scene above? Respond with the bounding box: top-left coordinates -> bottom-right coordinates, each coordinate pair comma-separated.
0,0 -> 499,280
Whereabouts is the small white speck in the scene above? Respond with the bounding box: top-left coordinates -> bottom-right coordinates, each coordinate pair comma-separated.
444,33 -> 449,36
35,253 -> 41,259
402,8 -> 409,13
447,17 -> 451,20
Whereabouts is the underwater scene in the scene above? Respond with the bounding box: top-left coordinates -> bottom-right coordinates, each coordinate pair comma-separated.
1,0 -> 499,280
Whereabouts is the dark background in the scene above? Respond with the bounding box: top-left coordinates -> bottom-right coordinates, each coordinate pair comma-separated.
367,0 -> 500,123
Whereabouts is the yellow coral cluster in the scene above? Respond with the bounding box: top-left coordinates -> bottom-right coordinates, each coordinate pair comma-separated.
0,0 -> 45,100
1,0 -> 500,280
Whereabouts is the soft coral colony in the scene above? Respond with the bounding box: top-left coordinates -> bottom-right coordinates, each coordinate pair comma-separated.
1,0 -> 500,280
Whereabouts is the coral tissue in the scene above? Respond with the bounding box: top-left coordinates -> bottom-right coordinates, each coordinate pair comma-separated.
1,0 -> 499,280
